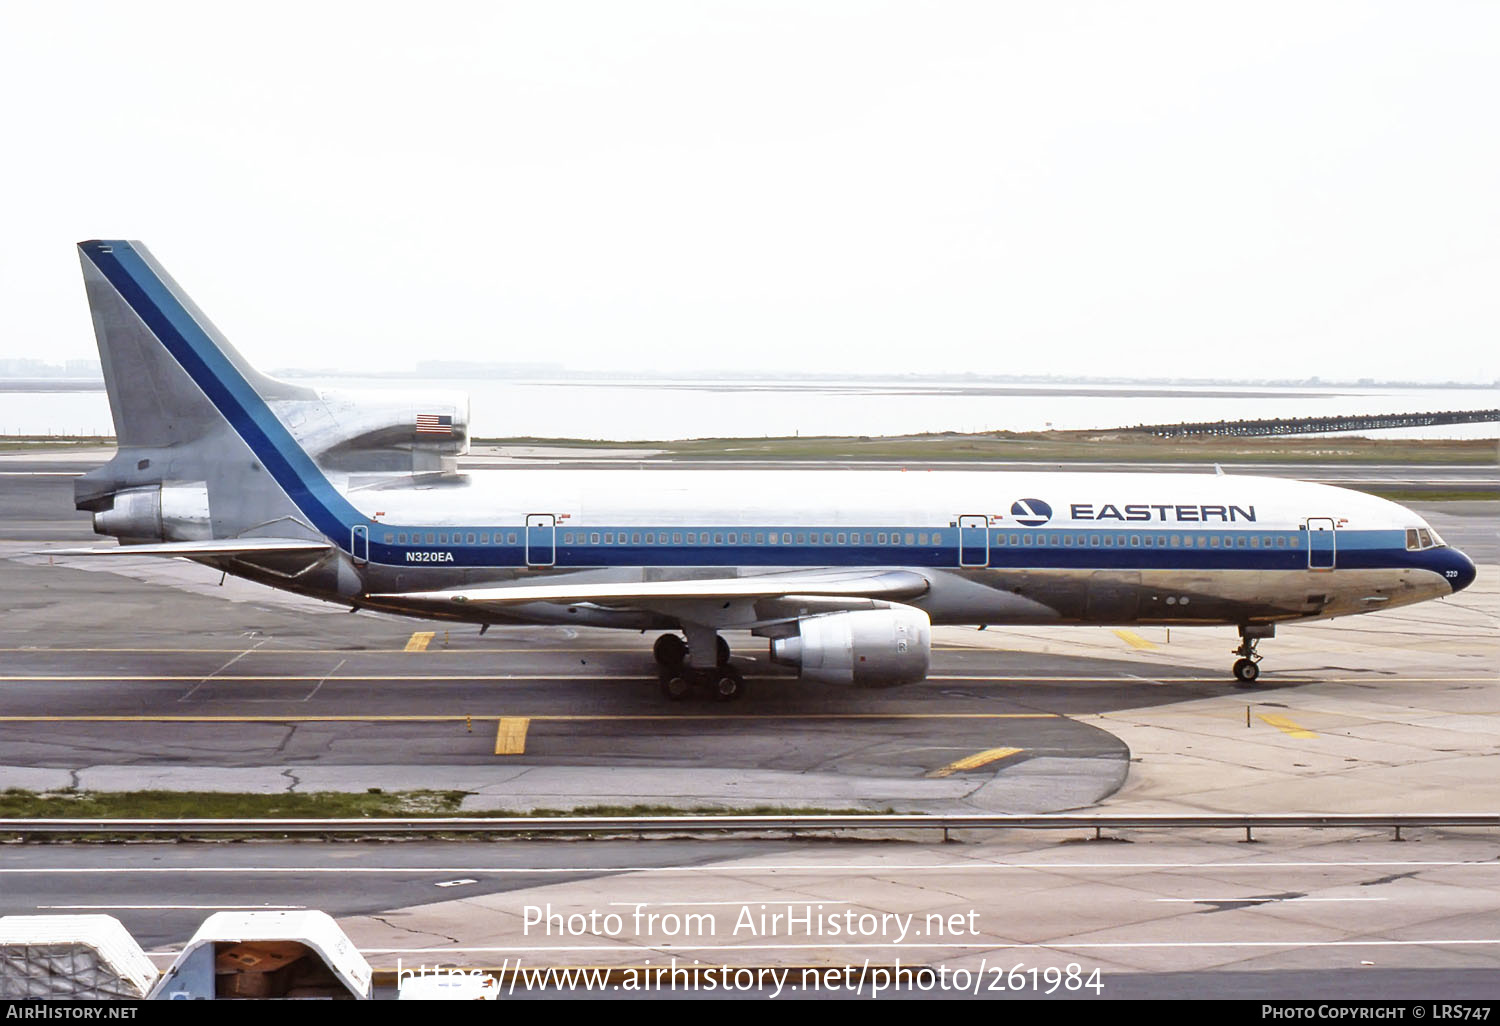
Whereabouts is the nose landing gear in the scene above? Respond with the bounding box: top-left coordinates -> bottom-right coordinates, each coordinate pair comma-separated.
1232,624 -> 1275,684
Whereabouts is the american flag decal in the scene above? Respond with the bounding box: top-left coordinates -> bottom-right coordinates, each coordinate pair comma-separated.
415,413 -> 453,435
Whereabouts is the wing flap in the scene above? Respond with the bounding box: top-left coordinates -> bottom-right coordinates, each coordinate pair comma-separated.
372,569 -> 930,607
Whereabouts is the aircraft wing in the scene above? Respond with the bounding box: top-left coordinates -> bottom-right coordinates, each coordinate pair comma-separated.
45,538 -> 334,557
372,569 -> 930,607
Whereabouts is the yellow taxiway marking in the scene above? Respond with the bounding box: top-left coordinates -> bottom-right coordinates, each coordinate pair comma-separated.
403,631 -> 435,653
1258,714 -> 1318,739
495,717 -> 530,755
0,713 -> 1057,724
929,747 -> 1024,778
1113,629 -> 1157,651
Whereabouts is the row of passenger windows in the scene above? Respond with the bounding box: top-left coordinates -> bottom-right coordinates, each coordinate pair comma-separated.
379,529 -> 1302,549
384,531 -> 520,545
997,532 -> 1300,550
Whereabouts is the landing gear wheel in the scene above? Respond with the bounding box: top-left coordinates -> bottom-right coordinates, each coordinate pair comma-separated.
711,667 -> 744,702
1232,625 -> 1273,685
653,633 -> 688,667
660,672 -> 693,701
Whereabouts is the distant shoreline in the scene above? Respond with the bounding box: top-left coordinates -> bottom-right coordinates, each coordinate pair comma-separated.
2,430 -> 1494,466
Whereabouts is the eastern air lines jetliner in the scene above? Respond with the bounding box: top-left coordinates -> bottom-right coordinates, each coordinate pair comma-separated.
61,241 -> 1476,700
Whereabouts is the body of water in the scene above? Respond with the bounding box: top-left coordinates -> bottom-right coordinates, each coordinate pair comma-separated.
1,378 -> 1496,441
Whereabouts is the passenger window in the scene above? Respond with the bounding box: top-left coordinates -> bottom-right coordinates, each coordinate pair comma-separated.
1130,535 -> 1140,547
783,533 -> 792,544
397,533 -> 407,544
1090,535 -> 1100,547
837,533 -> 847,544
383,533 -> 394,543
1169,535 -> 1180,548
1008,534 -> 1018,546
425,532 -> 435,544
822,533 -> 832,544
796,534 -> 806,544
1210,536 -> 1220,548
878,533 -> 888,544
1102,535 -> 1113,547
631,533 -> 641,544
756,533 -> 765,544
590,533 -> 600,544
1276,536 -> 1286,548
1289,537 -> 1299,548
918,533 -> 928,545
672,533 -> 682,544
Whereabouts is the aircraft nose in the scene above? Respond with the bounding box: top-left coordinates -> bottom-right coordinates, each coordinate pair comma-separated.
1445,548 -> 1477,594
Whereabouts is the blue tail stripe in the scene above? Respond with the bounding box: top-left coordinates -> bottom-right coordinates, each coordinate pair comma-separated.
81,241 -> 363,544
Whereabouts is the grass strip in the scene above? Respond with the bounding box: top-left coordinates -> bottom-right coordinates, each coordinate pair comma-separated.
0,789 -> 890,820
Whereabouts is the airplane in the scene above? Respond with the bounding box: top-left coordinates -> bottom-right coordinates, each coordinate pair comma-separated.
56,239 -> 1477,699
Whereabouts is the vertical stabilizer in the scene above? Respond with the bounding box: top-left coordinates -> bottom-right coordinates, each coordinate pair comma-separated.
78,241 -> 312,447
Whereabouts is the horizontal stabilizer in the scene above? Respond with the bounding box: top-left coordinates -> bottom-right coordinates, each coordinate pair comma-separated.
46,538 -> 333,558
372,569 -> 930,607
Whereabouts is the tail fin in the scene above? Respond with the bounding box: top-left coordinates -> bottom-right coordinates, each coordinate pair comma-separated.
78,241 -> 314,447
73,240 -> 359,548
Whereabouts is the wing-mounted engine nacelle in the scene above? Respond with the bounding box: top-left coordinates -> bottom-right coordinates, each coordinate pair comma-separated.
770,607 -> 932,687
92,482 -> 212,543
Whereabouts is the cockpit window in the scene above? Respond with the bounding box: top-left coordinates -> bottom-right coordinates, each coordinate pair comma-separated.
1406,527 -> 1445,551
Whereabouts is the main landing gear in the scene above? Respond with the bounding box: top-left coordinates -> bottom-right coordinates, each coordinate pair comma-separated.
654,629 -> 743,702
1232,624 -> 1275,684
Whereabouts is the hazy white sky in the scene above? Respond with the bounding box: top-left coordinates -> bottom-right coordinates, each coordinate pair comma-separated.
2,1 -> 1496,382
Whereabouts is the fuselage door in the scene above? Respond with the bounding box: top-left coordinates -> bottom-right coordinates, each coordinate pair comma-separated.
1306,517 -> 1336,571
351,524 -> 368,565
526,514 -> 556,567
958,515 -> 989,567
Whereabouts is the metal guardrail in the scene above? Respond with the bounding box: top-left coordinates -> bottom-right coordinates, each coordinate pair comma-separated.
3,813 -> 1498,842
